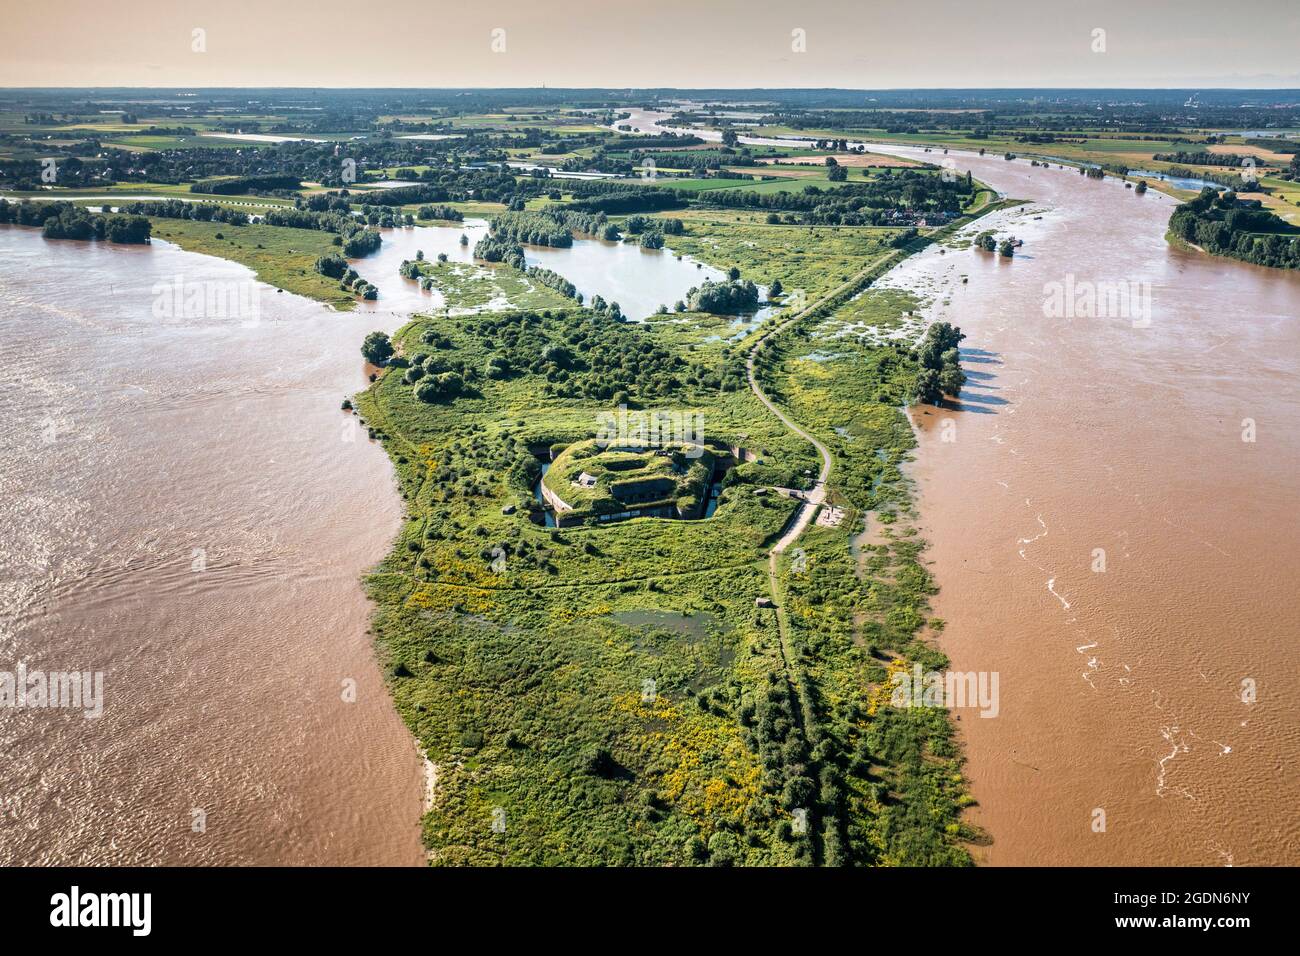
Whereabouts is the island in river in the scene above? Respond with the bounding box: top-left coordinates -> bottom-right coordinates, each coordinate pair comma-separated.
3,87 -> 1297,867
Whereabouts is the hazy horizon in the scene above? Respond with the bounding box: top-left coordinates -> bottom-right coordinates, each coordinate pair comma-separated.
4,85 -> 1300,92
4,0 -> 1298,90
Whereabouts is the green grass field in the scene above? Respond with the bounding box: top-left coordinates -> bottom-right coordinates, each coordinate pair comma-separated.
407,258 -> 574,313
657,211 -> 907,303
149,218 -> 359,309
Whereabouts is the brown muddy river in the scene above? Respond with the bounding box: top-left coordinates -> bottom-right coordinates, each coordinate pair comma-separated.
0,229 -> 426,864
872,147 -> 1300,865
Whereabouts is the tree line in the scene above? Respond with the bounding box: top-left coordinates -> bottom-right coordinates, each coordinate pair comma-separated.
1169,188 -> 1300,270
0,199 -> 150,244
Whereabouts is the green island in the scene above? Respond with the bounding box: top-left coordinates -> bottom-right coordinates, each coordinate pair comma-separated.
1167,187 -> 1300,269
348,191 -> 1006,865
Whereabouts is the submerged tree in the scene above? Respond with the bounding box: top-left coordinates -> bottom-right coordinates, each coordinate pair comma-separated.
912,321 -> 966,405
361,331 -> 393,366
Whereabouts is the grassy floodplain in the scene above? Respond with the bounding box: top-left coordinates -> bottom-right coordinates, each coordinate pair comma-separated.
150,218 -> 359,308
406,256 -> 575,313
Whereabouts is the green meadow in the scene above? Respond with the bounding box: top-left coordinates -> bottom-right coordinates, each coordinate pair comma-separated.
150,218 -> 358,308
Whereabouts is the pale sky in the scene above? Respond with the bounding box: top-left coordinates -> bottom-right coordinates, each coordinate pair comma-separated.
2,0 -> 1298,89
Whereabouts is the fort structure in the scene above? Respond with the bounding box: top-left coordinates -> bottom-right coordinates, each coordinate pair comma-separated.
538,439 -> 729,528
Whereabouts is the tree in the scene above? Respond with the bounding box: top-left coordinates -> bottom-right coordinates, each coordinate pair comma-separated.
828,164 -> 847,182
42,207 -> 97,241
914,321 -> 966,404
687,279 -> 759,314
415,371 -> 463,403
706,831 -> 739,867
770,278 -> 783,297
912,368 -> 943,404
541,343 -> 573,367
361,331 -> 393,366
104,214 -> 151,244
342,228 -> 382,257
314,253 -> 347,279
926,322 -> 966,353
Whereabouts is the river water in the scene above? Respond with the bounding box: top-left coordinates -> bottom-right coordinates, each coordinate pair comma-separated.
348,220 -> 725,322
0,228 -> 426,864
872,147 -> 1300,866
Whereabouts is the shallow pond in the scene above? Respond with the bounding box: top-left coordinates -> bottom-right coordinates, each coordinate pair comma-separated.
348,220 -> 729,322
